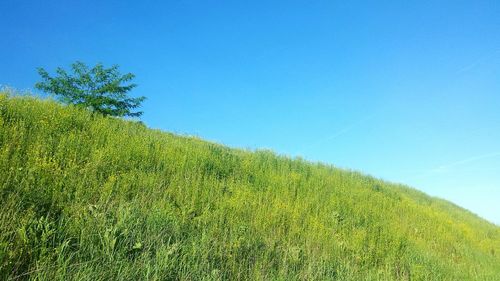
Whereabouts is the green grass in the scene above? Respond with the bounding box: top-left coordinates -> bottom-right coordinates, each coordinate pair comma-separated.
0,91 -> 499,280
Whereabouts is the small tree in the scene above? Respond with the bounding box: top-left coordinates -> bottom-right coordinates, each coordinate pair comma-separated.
35,61 -> 145,117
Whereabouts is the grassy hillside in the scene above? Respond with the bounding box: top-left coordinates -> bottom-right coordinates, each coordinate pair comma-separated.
1,92 -> 499,280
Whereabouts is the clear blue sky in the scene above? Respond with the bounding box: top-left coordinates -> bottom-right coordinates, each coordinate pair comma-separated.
1,1 -> 499,224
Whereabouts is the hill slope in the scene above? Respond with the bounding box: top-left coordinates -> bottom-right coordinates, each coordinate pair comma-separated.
1,92 -> 499,280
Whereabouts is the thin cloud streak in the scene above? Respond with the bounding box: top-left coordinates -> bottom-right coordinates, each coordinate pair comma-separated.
410,152 -> 500,181
456,49 -> 500,74
297,114 -> 375,155
432,152 -> 500,172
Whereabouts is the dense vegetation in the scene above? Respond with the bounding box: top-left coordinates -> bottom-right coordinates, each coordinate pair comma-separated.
1,91 -> 499,280
36,61 -> 145,117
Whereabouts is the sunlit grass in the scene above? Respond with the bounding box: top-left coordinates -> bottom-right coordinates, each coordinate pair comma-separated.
0,91 -> 499,280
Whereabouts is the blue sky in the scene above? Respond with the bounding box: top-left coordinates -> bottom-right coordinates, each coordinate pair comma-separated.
1,0 -> 499,224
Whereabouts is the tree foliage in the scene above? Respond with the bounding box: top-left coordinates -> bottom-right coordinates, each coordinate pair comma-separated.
35,61 -> 145,117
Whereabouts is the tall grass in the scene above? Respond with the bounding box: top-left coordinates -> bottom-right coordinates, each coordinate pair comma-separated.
0,91 -> 499,280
